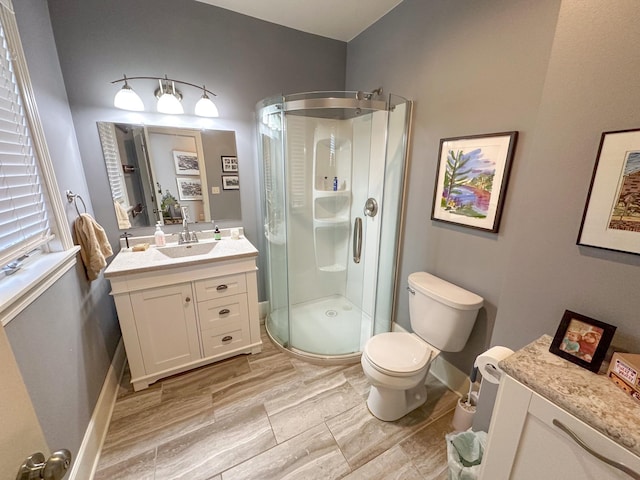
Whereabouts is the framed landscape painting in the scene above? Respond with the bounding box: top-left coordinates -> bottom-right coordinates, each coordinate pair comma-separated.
578,128 -> 640,255
431,131 -> 518,232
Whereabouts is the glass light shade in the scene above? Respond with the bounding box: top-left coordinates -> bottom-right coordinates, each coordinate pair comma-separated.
157,93 -> 184,114
113,85 -> 144,111
195,95 -> 219,117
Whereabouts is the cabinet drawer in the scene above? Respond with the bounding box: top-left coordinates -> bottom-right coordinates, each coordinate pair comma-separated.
195,273 -> 246,301
201,326 -> 250,358
197,294 -> 249,333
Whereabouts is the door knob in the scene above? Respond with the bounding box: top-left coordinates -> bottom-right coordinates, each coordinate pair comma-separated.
363,197 -> 378,217
16,449 -> 71,480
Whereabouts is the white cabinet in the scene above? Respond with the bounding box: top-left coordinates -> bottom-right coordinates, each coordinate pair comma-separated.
109,256 -> 261,391
130,283 -> 200,374
480,375 -> 640,479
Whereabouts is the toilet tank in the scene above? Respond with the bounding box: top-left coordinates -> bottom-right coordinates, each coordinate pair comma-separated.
408,272 -> 483,352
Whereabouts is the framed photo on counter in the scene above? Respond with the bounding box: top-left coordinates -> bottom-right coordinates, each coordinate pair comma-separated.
549,310 -> 616,373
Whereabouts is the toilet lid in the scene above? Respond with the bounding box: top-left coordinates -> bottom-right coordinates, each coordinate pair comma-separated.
364,332 -> 431,374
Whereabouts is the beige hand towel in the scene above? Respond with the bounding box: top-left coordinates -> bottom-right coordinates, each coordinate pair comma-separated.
114,200 -> 131,229
74,213 -> 113,281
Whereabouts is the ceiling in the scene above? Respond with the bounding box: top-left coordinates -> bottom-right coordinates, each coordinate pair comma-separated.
195,0 -> 403,42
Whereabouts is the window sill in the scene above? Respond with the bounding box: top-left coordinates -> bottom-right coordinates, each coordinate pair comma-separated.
0,246 -> 80,326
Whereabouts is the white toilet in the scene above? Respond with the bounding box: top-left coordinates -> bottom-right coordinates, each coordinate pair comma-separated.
361,271 -> 483,421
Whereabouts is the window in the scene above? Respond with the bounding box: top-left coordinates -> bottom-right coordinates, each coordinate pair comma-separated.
0,1 -> 77,325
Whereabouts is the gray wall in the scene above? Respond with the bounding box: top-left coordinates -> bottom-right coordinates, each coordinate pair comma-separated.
203,130 -> 242,221
9,0 -> 345,461
8,0 -> 118,456
347,0 -> 640,429
46,0 -> 347,303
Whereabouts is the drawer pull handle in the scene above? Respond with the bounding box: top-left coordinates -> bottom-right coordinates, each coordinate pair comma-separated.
219,308 -> 230,315
185,296 -> 191,303
552,419 -> 640,479
216,284 -> 228,291
222,335 -> 233,342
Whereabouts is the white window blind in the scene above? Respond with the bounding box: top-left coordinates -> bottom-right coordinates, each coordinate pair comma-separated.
97,121 -> 128,205
0,22 -> 52,267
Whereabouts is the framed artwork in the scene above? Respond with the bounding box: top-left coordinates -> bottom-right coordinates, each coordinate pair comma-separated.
578,129 -> 640,255
176,177 -> 202,200
549,310 -> 616,373
431,131 -> 518,233
222,175 -> 239,190
173,150 -> 200,176
221,155 -> 238,172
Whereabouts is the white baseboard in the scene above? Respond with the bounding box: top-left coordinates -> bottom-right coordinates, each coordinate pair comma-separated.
391,322 -> 470,397
259,301 -> 269,324
68,338 -> 126,480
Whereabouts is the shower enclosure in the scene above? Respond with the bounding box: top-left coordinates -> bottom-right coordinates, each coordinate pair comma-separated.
257,91 -> 412,361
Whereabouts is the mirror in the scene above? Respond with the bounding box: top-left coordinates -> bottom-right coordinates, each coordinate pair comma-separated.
97,122 -> 242,230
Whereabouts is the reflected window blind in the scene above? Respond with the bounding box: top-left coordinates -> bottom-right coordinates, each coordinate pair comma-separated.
286,117 -> 306,209
0,22 -> 51,266
97,122 -> 126,204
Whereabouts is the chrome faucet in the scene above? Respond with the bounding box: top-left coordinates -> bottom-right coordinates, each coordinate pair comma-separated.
178,207 -> 198,244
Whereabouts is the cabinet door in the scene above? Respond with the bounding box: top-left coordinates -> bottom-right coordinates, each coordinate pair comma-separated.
130,283 -> 200,375
510,393 -> 640,479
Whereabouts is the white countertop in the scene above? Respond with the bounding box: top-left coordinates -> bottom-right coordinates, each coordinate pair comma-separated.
104,234 -> 258,278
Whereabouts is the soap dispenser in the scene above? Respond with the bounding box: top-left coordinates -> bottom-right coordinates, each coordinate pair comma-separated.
214,225 -> 221,240
154,222 -> 166,247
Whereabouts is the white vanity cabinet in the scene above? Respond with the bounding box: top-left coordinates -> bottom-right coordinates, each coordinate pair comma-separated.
480,375 -> 640,479
129,283 -> 200,375
108,254 -> 261,391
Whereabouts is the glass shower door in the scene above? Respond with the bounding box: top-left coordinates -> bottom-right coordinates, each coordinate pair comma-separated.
258,101 -> 290,348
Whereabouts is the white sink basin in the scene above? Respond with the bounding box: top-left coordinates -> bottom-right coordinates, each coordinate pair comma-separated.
156,242 -> 217,259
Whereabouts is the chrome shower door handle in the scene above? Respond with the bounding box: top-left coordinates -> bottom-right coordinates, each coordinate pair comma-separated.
353,217 -> 362,264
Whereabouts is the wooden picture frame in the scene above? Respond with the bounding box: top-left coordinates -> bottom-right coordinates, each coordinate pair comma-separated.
549,310 -> 616,373
431,131 -> 518,232
578,128 -> 640,255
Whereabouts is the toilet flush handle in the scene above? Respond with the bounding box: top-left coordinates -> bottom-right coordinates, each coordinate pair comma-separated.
407,286 -> 415,295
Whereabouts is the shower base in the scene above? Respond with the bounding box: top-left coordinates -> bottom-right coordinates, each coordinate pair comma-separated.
267,294 -> 371,361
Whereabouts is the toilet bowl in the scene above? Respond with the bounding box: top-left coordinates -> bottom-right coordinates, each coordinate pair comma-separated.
361,332 -> 440,421
361,272 -> 483,421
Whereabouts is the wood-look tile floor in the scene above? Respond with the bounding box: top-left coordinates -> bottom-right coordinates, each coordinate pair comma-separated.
94,328 -> 459,480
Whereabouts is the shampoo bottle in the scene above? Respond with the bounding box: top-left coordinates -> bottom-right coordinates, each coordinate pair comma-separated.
154,222 -> 166,247
333,176 -> 338,191
214,225 -> 221,240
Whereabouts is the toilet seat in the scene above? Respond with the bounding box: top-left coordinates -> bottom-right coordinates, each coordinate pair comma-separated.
364,332 -> 432,377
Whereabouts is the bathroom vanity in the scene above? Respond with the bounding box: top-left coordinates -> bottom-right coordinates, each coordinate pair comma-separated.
480,335 -> 640,479
104,232 -> 261,391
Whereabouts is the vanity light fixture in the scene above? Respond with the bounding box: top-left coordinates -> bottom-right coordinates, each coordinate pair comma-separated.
111,74 -> 219,117
194,85 -> 219,117
113,75 -> 144,111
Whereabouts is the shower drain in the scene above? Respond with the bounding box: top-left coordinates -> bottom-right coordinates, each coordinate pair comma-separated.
325,309 -> 338,317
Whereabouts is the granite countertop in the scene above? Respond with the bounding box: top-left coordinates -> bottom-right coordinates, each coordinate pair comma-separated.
499,335 -> 640,457
104,233 -> 258,278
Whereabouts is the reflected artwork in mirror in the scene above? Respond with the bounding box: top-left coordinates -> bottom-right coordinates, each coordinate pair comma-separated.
97,122 -> 242,230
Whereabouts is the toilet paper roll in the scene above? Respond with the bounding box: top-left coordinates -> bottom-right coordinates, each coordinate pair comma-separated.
475,346 -> 514,384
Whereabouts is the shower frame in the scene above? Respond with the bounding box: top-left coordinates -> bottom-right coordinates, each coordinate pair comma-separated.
257,90 -> 412,362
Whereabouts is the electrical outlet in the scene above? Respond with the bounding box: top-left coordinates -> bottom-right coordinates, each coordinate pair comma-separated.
211,186 -> 220,194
